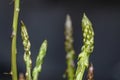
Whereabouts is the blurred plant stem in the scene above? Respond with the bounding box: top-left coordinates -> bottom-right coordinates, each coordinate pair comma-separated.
21,21 -> 32,80
75,13 -> 94,80
19,73 -> 25,80
11,0 -> 20,80
21,21 -> 48,80
64,14 -> 75,80
32,40 -> 47,80
87,63 -> 94,80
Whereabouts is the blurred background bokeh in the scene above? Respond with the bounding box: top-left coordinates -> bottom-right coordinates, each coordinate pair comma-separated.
0,0 -> 120,80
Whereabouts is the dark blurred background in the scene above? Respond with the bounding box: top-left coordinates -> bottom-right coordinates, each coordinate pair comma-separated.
0,0 -> 120,80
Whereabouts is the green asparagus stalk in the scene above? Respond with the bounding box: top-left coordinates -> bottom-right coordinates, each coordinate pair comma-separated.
64,14 -> 75,80
75,13 -> 94,80
11,0 -> 20,80
21,21 -> 32,80
32,40 -> 47,80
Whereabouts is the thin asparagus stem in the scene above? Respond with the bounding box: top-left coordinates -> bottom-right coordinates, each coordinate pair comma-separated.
32,40 -> 47,80
64,14 -> 75,80
11,0 -> 20,80
75,13 -> 94,80
21,21 -> 32,80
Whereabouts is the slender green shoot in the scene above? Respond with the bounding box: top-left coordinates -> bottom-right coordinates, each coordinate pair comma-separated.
64,14 -> 75,80
75,13 -> 94,80
32,40 -> 47,80
21,21 -> 32,80
11,0 -> 20,80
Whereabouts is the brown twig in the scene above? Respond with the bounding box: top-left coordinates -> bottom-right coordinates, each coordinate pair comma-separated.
19,73 -> 25,80
87,63 -> 94,80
